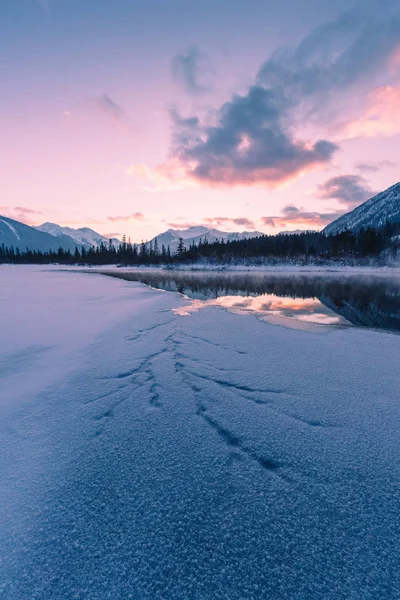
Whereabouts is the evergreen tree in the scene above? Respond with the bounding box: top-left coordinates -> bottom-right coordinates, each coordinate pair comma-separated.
176,237 -> 186,257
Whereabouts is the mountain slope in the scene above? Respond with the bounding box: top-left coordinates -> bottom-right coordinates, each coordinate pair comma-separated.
149,226 -> 263,250
0,216 -> 80,252
36,223 -> 120,249
324,182 -> 400,235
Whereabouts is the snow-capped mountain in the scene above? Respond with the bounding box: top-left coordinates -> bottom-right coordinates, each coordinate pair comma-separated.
0,215 -> 80,252
36,222 -> 120,249
324,182 -> 400,235
148,226 -> 263,250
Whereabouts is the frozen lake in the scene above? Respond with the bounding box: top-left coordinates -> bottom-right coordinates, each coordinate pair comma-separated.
95,268 -> 400,332
1,266 -> 400,599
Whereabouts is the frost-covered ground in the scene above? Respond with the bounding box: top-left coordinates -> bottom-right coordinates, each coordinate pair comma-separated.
78,263 -> 400,275
1,265 -> 400,599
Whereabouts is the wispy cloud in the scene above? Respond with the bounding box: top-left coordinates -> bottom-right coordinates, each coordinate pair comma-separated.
133,3 -> 400,190
203,217 -> 257,230
355,160 -> 396,173
261,208 -> 341,230
126,161 -> 199,191
107,212 -> 144,223
166,217 -> 257,232
259,172 -> 376,231
102,232 -> 121,239
317,174 -> 375,207
172,46 -> 213,95
95,94 -> 129,125
37,0 -> 51,15
339,85 -> 400,138
0,205 -> 42,225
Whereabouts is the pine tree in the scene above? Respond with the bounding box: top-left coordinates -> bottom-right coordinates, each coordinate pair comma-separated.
140,241 -> 147,260
176,237 -> 186,257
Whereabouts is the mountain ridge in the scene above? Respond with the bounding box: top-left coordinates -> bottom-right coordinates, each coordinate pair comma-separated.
147,226 -> 264,250
0,215 -> 81,253
324,182 -> 400,235
36,222 -> 120,249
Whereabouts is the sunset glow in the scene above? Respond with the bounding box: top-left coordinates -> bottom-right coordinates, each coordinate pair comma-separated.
1,0 -> 399,240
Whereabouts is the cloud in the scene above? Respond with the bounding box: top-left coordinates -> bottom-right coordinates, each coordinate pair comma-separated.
0,206 -> 42,225
126,160 -> 199,191
261,209 -> 341,230
257,3 -> 400,113
169,89 -> 338,186
317,174 -> 375,207
132,3 -> 400,190
95,94 -> 130,126
203,216 -> 257,229
37,0 -> 51,15
172,46 -> 213,95
355,160 -> 396,173
282,205 -> 300,215
14,206 -> 41,215
339,85 -> 400,138
167,222 -> 197,230
166,217 -> 257,231
102,232 -> 121,239
260,172 -> 376,231
107,212 -> 144,223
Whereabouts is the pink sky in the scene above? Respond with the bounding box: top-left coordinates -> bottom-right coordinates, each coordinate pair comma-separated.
1,0 -> 399,242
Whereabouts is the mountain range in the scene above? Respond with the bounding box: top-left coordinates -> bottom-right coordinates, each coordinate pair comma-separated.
1,181 -> 399,253
0,218 -> 120,253
148,226 -> 264,251
324,182 -> 400,235
0,216 -> 80,253
36,223 -> 120,249
0,218 -> 263,254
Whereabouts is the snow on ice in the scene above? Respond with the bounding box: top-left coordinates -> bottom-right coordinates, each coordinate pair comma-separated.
1,265 -> 400,599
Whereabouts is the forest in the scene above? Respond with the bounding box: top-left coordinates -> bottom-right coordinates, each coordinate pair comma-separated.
1,222 -> 399,266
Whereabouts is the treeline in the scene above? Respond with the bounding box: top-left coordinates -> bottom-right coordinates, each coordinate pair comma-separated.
1,222 -> 399,266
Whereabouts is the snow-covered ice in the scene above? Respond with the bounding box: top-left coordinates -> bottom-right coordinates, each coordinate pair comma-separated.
1,265 -> 400,599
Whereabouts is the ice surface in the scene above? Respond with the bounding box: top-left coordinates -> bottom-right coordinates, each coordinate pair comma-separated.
1,266 -> 400,599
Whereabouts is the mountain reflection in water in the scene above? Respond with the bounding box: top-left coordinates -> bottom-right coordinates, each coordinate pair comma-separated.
98,270 -> 400,332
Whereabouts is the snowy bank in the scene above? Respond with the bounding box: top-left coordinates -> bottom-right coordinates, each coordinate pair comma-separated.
1,266 -> 400,599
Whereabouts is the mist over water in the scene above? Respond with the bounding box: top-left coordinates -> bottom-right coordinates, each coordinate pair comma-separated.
96,270 -> 400,332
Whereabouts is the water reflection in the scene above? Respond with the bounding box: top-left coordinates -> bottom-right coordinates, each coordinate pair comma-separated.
98,269 -> 400,332
173,294 -> 346,329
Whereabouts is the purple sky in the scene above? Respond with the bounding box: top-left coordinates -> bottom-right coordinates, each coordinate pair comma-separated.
1,0 -> 399,240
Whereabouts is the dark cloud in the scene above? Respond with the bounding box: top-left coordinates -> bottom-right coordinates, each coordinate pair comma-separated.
164,3 -> 400,187
257,3 -> 400,120
282,205 -> 300,215
107,212 -> 144,222
171,86 -> 338,186
231,217 -> 256,228
317,174 -> 375,207
260,172 -> 375,230
172,46 -> 212,95
95,94 -> 129,125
